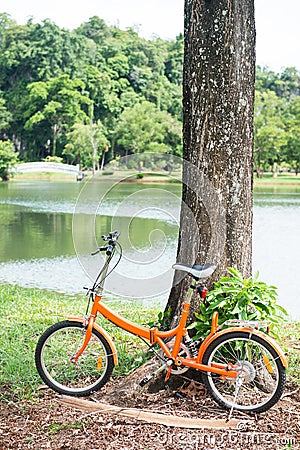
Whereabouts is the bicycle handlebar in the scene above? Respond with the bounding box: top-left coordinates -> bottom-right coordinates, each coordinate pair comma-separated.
102,231 -> 120,242
91,246 -> 107,256
91,231 -> 120,256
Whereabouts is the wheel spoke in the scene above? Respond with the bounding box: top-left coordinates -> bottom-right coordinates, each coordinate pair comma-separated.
201,332 -> 285,413
35,321 -> 114,396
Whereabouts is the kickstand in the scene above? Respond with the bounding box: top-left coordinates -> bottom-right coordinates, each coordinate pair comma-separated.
227,374 -> 243,422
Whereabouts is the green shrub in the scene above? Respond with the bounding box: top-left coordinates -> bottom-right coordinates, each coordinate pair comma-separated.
136,173 -> 144,179
43,155 -> 63,163
147,306 -> 172,331
189,267 -> 288,338
102,170 -> 114,175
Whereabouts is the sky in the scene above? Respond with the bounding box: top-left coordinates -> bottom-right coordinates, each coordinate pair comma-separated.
1,0 -> 300,72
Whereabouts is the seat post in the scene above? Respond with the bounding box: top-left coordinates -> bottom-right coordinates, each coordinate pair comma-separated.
185,283 -> 196,305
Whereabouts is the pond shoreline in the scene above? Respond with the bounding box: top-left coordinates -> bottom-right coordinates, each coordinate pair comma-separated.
7,171 -> 300,187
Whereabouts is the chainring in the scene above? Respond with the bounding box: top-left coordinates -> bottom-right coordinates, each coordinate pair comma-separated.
157,339 -> 191,375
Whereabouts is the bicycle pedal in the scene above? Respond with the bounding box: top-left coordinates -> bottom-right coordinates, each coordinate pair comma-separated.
139,361 -> 170,387
139,375 -> 152,387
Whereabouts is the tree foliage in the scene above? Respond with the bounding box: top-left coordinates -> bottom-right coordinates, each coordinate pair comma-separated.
255,66 -> 300,175
64,121 -> 108,171
24,75 -> 92,156
0,94 -> 11,132
254,90 -> 287,176
114,101 -> 182,155
0,140 -> 18,180
0,14 -> 299,171
0,14 -> 183,164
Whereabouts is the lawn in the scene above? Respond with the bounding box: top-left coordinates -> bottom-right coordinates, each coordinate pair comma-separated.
0,284 -> 160,400
0,283 -> 299,401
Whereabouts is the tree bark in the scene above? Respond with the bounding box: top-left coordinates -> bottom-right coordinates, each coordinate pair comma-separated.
97,1 -> 256,398
52,123 -> 58,156
166,0 -> 256,325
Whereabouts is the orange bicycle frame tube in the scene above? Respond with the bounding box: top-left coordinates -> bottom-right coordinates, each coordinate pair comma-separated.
71,315 -> 96,361
97,296 -> 184,359
94,296 -> 238,378
76,294 -> 237,378
68,315 -> 118,365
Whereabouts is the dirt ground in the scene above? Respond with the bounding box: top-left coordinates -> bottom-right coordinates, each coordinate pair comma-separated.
1,378 -> 299,450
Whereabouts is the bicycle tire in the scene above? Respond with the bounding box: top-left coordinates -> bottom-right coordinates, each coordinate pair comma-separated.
35,320 -> 115,396
201,331 -> 286,413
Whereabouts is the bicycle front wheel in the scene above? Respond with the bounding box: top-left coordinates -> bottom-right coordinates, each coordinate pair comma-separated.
201,331 -> 286,413
35,320 -> 115,396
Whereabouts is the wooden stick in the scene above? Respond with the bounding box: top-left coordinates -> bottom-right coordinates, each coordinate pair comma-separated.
60,395 -> 242,430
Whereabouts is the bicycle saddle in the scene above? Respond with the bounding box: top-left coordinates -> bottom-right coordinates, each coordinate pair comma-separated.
172,263 -> 216,280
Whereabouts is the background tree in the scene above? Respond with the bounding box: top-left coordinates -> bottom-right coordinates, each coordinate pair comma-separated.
24,75 -> 92,156
114,101 -> 182,157
254,90 -> 287,177
166,0 -> 256,324
0,95 -> 11,135
64,120 -> 108,172
0,140 -> 18,181
283,96 -> 300,175
0,13 -> 299,170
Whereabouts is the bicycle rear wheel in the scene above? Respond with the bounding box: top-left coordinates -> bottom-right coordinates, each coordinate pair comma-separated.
35,320 -> 115,396
201,331 -> 286,413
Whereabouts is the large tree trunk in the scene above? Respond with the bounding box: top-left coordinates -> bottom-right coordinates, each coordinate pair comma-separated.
166,0 -> 256,325
103,0 -> 255,398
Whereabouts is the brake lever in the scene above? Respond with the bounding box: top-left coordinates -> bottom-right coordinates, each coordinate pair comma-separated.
91,246 -> 107,256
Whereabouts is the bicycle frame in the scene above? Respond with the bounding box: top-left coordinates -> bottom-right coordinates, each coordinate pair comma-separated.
35,231 -> 289,415
68,247 -> 287,383
69,294 -> 287,385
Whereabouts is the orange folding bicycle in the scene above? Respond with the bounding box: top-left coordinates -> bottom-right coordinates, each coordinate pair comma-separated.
35,231 -> 287,414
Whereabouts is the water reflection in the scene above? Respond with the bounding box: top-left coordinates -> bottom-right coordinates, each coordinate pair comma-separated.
0,205 -> 74,261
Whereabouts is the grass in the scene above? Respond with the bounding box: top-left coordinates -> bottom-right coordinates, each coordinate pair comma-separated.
11,172 -> 77,182
277,321 -> 300,385
9,170 -> 300,187
0,283 -> 160,401
11,170 -> 300,188
1,283 -> 299,401
47,420 -> 88,435
253,173 -> 300,186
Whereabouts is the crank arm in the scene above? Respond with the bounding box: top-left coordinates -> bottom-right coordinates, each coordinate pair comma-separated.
140,359 -> 173,387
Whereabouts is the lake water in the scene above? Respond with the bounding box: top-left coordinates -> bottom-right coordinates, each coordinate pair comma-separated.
0,180 -> 299,318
